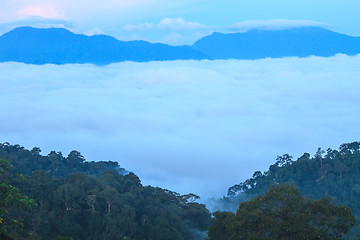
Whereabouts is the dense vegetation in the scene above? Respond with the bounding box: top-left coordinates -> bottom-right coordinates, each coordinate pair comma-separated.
0,143 -> 210,239
222,141 -> 360,236
3,141 -> 360,239
0,142 -> 126,177
209,184 -> 355,240
0,159 -> 35,239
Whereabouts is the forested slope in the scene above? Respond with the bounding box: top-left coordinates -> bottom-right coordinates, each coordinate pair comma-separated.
222,141 -> 360,235
3,141 -> 360,239
0,142 -> 210,239
0,142 -> 125,177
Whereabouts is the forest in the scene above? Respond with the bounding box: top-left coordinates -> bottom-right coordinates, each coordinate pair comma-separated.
1,141 -> 360,239
219,141 -> 360,238
0,143 -> 210,239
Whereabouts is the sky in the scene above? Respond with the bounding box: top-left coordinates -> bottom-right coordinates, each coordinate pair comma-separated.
1,55 -> 360,198
0,0 -> 359,44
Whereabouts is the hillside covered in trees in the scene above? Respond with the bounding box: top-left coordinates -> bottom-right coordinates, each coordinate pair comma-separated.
2,141 -> 360,239
209,184 -> 356,240
220,141 -> 360,236
0,142 -> 210,239
0,142 -> 126,177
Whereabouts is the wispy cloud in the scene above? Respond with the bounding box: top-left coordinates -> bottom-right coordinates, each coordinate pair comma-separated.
123,17 -> 212,44
0,0 -> 359,44
125,18 -> 326,32
1,55 -> 360,198
16,4 -> 67,19
0,17 -> 329,45
227,19 -> 328,32
125,17 -> 208,31
0,17 -> 74,35
121,18 -> 328,44
0,0 -> 157,32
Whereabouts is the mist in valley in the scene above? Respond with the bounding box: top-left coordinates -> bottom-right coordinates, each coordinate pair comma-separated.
1,54 -> 360,200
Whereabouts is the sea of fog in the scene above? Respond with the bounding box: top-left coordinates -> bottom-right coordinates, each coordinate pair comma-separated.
1,54 -> 360,199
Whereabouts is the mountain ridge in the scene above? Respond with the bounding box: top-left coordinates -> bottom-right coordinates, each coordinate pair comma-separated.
192,26 -> 360,59
0,26 -> 360,64
0,26 -> 208,64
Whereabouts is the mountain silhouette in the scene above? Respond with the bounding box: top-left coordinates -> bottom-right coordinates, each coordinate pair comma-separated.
0,26 -> 359,64
0,26 -> 207,64
192,27 -> 360,59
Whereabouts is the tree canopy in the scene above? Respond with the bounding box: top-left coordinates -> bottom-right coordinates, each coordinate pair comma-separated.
3,141 -> 360,239
0,143 -> 211,239
0,142 -> 126,177
0,159 -> 35,239
209,184 -> 356,240
223,141 -> 360,236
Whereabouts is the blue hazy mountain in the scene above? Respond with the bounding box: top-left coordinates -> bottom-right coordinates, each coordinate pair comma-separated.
192,27 -> 360,60
0,26 -> 360,64
0,26 -> 207,64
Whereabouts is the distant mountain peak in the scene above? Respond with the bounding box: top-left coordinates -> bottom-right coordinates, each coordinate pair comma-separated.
192,26 -> 360,60
0,26 -> 208,65
4,26 -> 74,36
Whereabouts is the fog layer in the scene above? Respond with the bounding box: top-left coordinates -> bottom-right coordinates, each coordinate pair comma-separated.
1,55 -> 360,198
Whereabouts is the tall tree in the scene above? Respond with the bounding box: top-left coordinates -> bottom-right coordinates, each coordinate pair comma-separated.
0,159 -> 35,239
209,184 -> 356,240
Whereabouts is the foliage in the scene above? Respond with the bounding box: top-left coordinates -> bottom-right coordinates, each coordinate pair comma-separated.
0,142 -> 126,177
209,184 -> 356,240
0,159 -> 35,239
16,170 -> 210,239
0,143 -> 211,239
224,141 -> 360,237
5,140 -> 360,239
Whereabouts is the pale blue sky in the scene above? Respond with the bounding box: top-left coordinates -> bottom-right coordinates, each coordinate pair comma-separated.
0,0 -> 359,44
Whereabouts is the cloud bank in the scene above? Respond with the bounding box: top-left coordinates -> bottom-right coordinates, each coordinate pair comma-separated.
121,18 -> 327,45
0,0 -> 159,36
0,17 -> 331,45
1,55 -> 360,198
0,0 -> 155,22
123,17 -> 212,44
125,17 -> 207,31
228,19 -> 327,32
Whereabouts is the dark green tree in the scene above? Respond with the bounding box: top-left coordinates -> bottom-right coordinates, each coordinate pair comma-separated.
66,150 -> 85,171
209,184 -> 356,240
207,211 -> 235,240
0,143 -> 212,239
0,159 -> 35,239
